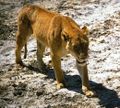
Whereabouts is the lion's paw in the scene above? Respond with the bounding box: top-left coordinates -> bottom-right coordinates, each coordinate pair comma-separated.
16,60 -> 24,67
82,86 -> 96,97
57,83 -> 64,89
84,90 -> 95,97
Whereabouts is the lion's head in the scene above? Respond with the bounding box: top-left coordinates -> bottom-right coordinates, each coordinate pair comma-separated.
62,26 -> 89,63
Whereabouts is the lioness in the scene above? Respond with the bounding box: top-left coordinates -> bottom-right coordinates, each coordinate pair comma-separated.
15,4 -> 94,97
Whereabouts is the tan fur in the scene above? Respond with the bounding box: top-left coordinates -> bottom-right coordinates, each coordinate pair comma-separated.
15,4 -> 95,97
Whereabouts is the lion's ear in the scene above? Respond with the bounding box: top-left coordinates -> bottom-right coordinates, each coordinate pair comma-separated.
82,26 -> 89,35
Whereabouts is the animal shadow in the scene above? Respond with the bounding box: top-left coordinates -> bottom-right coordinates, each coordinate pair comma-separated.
25,63 -> 120,108
64,74 -> 120,108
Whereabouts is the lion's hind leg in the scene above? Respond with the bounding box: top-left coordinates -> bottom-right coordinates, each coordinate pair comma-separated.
36,40 -> 46,71
15,19 -> 31,66
15,32 -> 27,65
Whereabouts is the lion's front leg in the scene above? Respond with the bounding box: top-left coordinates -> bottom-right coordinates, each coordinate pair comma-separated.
76,62 -> 95,97
51,54 -> 64,89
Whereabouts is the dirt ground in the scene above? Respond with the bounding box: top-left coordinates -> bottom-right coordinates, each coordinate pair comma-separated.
0,0 -> 120,108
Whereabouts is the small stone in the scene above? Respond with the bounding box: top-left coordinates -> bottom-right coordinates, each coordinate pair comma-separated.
13,90 -> 22,96
23,67 -> 29,72
36,89 -> 44,96
0,42 -> 4,46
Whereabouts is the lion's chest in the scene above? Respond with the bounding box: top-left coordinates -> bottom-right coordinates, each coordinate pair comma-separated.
57,42 -> 69,57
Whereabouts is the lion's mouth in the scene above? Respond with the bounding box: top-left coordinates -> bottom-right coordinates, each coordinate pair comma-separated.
76,59 -> 86,64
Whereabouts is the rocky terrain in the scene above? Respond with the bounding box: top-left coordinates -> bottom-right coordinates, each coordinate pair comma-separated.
0,0 -> 120,107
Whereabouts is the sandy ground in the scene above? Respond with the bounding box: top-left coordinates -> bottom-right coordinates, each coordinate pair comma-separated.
0,0 -> 120,107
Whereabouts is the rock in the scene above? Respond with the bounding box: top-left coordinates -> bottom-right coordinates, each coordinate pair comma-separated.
0,41 -> 4,46
36,89 -> 44,96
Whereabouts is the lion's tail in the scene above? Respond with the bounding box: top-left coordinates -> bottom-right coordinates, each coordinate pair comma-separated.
24,44 -> 27,59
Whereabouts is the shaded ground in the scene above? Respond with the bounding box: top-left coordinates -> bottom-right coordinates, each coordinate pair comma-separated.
0,0 -> 120,108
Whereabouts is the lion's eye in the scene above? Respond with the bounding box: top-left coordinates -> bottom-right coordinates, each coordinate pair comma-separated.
74,45 -> 81,52
62,34 -> 69,42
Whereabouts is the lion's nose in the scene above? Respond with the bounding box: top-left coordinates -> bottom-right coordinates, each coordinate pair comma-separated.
79,54 -> 86,59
